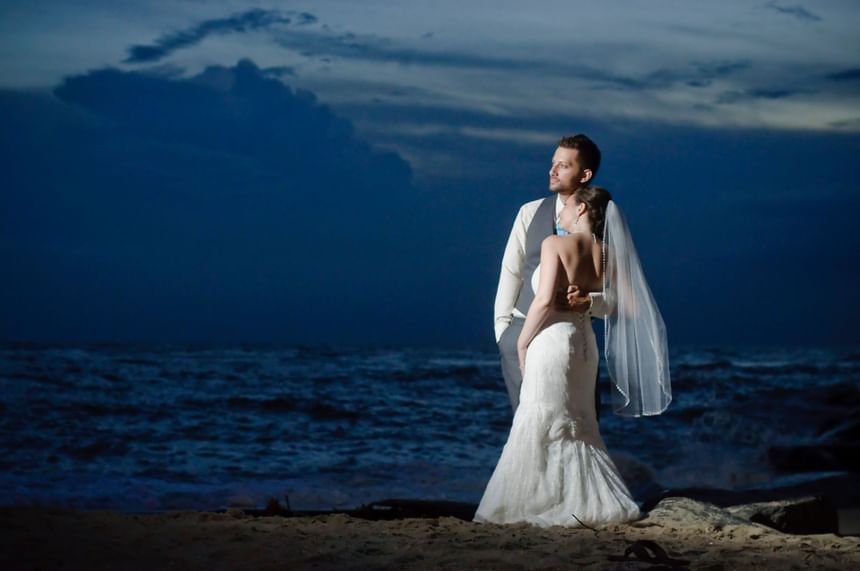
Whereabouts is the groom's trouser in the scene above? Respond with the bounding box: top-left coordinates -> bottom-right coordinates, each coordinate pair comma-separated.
498,316 -> 600,421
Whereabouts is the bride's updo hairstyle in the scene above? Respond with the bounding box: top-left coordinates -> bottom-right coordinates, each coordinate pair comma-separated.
573,186 -> 612,239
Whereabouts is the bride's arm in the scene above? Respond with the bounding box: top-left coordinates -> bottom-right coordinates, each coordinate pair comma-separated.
517,237 -> 563,371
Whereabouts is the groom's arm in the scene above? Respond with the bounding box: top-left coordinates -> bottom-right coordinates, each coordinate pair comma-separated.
587,290 -> 616,319
493,205 -> 529,343
562,288 -> 616,319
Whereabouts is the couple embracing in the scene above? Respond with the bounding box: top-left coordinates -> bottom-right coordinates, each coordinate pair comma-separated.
474,134 -> 672,528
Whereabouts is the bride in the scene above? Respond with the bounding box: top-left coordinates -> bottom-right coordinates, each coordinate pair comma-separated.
473,186 -> 671,528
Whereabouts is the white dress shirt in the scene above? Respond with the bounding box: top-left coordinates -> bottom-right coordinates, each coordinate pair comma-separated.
494,194 -> 610,343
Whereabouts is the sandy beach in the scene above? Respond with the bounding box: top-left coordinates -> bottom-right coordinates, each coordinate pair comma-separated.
2,496 -> 857,570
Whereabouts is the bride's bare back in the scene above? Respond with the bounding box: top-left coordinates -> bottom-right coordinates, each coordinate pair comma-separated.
546,233 -> 603,296
518,231 -> 605,356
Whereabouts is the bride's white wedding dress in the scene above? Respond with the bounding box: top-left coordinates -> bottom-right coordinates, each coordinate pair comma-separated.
474,266 -> 641,528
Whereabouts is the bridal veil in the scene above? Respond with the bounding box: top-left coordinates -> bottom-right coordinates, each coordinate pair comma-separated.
603,201 -> 671,417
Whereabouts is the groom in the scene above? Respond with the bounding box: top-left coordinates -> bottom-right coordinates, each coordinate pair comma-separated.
494,134 -> 610,414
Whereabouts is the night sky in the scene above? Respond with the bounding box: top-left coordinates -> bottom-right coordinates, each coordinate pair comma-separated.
1,1 -> 859,347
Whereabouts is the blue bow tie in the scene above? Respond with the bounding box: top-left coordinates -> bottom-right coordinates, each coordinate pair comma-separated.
555,223 -> 569,236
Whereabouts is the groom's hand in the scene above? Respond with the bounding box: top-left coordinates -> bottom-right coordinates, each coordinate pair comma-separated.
555,286 -> 590,313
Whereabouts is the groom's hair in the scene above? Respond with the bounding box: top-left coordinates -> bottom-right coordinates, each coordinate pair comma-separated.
558,134 -> 601,177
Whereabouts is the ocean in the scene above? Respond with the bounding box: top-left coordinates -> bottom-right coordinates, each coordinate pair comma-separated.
1,343 -> 857,512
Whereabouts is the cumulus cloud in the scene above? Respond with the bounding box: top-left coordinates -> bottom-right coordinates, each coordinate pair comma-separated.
1,59 -> 415,343
53,58 -> 407,190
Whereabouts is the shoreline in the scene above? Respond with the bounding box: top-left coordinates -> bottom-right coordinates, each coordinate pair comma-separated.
2,495 -> 858,570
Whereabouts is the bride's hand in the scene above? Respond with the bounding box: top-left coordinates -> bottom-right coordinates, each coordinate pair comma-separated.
517,343 -> 527,375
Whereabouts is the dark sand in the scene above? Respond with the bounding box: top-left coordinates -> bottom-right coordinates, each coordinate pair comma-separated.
2,497 -> 857,570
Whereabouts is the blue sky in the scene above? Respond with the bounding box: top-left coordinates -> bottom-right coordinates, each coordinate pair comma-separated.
1,1 -> 859,346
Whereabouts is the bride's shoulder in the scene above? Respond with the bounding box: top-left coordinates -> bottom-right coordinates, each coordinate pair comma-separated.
541,234 -> 563,246
540,235 -> 566,254
543,234 -> 589,257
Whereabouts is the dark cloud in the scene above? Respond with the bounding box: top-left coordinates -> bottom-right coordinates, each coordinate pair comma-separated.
280,20 -> 825,113
716,87 -> 808,104
1,59 -> 417,344
692,60 -> 750,77
764,2 -> 822,22
663,24 -> 755,41
826,68 -> 860,81
829,116 -> 860,129
277,29 -> 524,69
3,59 -> 860,346
274,27 -> 765,96
52,59 -> 407,188
645,60 -> 750,91
272,27 -> 645,89
748,88 -> 800,98
124,9 -> 317,64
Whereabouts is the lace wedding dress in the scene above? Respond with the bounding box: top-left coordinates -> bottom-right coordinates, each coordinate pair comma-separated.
474,266 -> 641,528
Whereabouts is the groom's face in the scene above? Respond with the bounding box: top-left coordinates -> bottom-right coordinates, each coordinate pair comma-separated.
549,147 -> 588,194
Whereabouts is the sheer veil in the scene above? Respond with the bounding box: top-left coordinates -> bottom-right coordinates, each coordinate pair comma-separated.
602,201 -> 671,417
